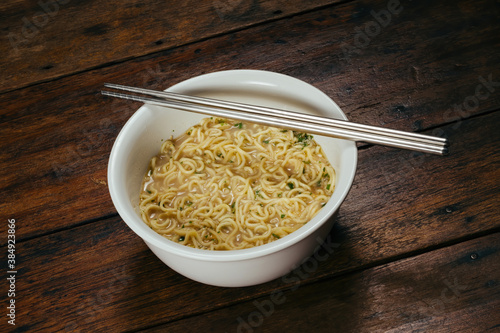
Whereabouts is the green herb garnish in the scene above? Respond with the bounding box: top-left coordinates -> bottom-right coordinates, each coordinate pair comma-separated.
293,131 -> 313,143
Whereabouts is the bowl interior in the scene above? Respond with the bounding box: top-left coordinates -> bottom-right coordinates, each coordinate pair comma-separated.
108,70 -> 357,260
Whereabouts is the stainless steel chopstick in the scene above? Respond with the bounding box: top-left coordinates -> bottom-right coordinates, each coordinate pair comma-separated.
101,89 -> 448,155
104,83 -> 447,147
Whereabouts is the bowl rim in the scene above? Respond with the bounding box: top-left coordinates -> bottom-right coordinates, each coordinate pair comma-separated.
108,69 -> 358,262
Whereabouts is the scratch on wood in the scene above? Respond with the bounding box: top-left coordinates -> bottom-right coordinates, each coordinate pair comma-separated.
411,66 -> 419,82
91,177 -> 107,186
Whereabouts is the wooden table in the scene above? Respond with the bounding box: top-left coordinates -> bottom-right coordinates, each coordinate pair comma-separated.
1,0 -> 499,332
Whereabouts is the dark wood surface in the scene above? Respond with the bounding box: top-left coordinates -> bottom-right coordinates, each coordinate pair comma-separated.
1,0 -> 499,332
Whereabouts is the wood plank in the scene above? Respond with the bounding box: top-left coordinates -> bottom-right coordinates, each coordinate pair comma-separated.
328,110 -> 500,272
3,215 -> 279,332
144,232 -> 500,332
1,0 -> 499,241
0,0 -> 341,93
1,113 -> 499,332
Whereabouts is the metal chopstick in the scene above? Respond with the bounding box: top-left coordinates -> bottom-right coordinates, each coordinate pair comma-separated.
101,88 -> 448,155
104,83 -> 447,147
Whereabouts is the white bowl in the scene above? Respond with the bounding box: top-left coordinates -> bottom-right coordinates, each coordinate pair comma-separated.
108,70 -> 357,287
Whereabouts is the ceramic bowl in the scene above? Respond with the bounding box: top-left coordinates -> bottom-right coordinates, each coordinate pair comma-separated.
107,70 -> 357,287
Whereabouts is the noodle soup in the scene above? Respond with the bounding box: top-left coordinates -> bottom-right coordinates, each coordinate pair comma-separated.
140,117 -> 335,250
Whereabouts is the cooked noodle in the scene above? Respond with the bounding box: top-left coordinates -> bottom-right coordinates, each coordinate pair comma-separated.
139,117 -> 335,250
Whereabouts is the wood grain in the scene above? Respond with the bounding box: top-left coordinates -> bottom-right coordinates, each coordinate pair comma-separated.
1,0 -> 499,242
1,1 -> 499,331
145,232 -> 500,332
2,113 -> 498,332
0,0 -> 341,93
